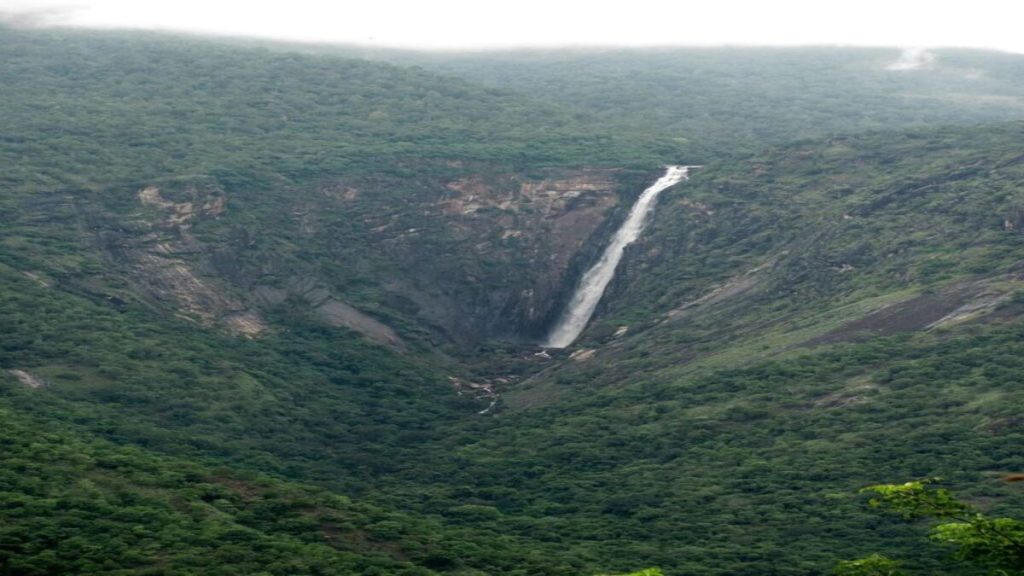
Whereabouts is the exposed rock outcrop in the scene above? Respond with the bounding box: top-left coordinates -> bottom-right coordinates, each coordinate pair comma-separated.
329,166 -> 643,344
7,369 -> 46,389
63,164 -> 647,349
254,278 -> 404,349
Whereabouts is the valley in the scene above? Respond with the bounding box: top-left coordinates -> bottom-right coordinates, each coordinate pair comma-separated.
1,23 -> 1023,576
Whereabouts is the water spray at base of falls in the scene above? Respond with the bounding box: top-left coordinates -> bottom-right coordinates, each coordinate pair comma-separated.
541,165 -> 693,349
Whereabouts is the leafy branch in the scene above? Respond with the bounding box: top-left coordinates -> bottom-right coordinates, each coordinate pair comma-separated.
838,479 -> 1024,576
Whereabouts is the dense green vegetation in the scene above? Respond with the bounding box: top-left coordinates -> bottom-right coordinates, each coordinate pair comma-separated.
586,122 -> 1024,349
0,26 -> 669,196
0,25 -> 668,344
0,407 -> 575,575
385,47 -> 1024,159
836,480 -> 1024,575
1,24 -> 1024,576
0,405 -> 416,575
418,325 -> 1024,574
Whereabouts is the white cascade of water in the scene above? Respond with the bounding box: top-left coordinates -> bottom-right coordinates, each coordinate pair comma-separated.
542,165 -> 692,349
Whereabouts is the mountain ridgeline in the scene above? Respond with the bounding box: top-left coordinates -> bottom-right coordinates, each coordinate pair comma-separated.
1,24 -> 1024,576
368,45 -> 1024,158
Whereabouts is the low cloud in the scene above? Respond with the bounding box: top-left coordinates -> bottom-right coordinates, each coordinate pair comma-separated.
886,47 -> 935,71
0,3 -> 80,27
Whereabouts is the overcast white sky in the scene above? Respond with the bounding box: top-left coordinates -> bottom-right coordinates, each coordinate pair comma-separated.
4,0 -> 1024,53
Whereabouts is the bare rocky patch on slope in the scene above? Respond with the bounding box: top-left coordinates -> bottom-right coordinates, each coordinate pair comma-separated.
122,185 -> 267,336
254,278 -> 404,349
805,273 -> 1024,347
48,164 -> 647,349
302,165 -> 644,344
6,369 -> 47,389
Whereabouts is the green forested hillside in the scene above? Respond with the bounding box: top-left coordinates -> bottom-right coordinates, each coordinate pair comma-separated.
0,406 -> 576,576
366,125 -> 1024,575
591,123 -> 1024,347
381,47 -> 1024,158
0,27 -> 669,195
2,25 -> 1024,576
0,25 -> 668,346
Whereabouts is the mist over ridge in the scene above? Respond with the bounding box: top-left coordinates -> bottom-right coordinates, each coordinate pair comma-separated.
3,0 -> 1024,53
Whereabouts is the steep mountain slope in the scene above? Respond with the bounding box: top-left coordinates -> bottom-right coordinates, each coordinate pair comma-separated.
566,123 -> 1024,358
0,25 -> 673,347
0,27 -> 702,575
376,124 -> 1024,575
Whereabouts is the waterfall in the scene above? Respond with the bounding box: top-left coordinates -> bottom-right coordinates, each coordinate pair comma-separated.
542,166 -> 692,349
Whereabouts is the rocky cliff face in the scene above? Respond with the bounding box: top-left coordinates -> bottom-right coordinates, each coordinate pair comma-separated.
306,165 -> 648,344
50,164 -> 649,349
